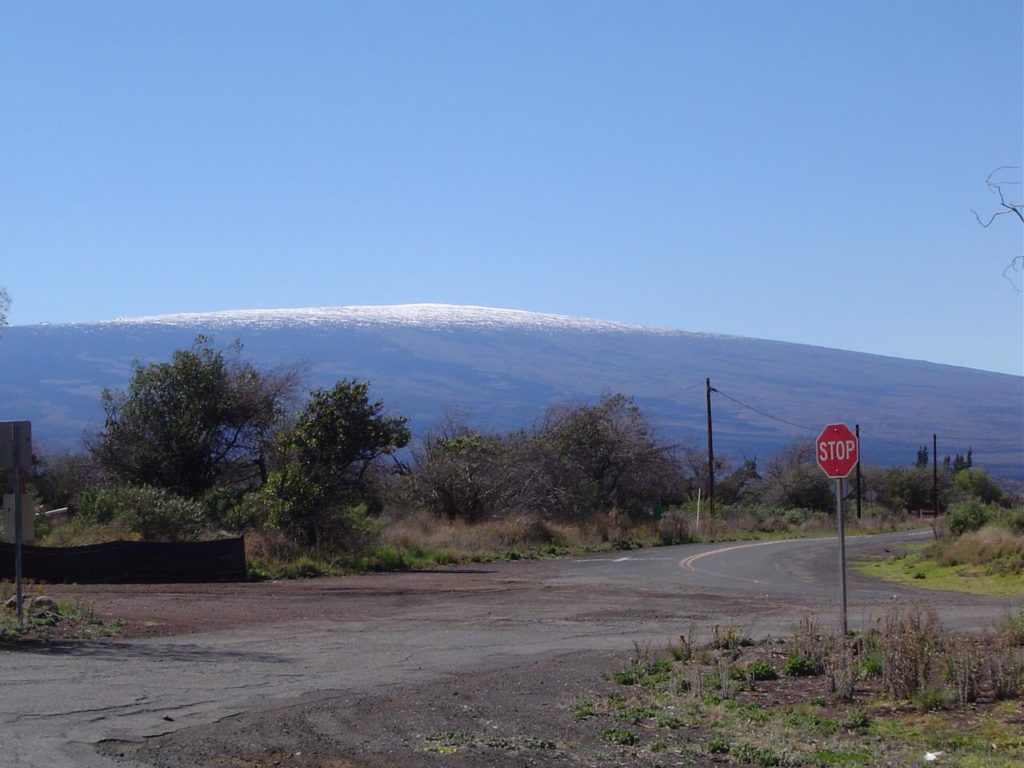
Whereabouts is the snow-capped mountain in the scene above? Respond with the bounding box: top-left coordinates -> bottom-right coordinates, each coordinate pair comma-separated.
2,304 -> 1021,477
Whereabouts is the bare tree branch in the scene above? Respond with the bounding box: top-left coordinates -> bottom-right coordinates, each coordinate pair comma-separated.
0,286 -> 10,328
971,167 -> 1023,290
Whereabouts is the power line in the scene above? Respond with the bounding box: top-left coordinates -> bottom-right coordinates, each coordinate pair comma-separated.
856,430 -> 908,448
711,388 -> 816,433
937,435 -> 1023,444
635,380 -> 707,410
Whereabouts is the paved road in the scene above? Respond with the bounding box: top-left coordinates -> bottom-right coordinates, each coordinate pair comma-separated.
0,530 -> 1015,767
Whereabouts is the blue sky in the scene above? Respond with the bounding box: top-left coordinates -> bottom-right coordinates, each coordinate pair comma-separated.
1,1 -> 1022,375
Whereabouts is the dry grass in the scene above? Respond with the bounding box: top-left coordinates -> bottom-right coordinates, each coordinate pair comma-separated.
578,607 -> 1024,767
382,511 -> 674,561
939,527 -> 1024,570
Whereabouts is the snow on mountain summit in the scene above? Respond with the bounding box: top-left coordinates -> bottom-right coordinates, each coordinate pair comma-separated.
106,303 -> 683,334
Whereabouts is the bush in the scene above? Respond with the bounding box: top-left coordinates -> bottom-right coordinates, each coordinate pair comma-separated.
783,653 -> 818,677
953,469 -> 1006,505
994,507 -> 1024,535
880,607 -> 942,700
939,526 -> 1024,572
78,486 -> 205,541
747,660 -> 778,681
946,499 -> 992,537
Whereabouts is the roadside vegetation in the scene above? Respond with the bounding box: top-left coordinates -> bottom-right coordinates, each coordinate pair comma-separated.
861,469 -> 1024,596
14,337 -> 1019,581
0,582 -> 123,641
578,607 -> 1024,767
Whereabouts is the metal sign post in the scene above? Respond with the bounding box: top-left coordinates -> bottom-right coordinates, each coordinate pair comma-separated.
1,421 -> 31,626
816,423 -> 858,637
13,436 -> 23,625
836,477 -> 847,635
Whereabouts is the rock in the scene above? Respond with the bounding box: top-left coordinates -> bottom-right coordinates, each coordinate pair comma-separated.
29,596 -> 57,614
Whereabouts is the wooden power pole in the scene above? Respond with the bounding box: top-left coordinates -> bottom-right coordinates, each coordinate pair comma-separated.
706,378 -> 715,517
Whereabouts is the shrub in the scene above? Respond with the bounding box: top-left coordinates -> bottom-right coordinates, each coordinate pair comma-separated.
946,499 -> 991,537
78,486 -> 205,541
784,653 -> 818,677
860,653 -> 883,677
747,660 -> 778,681
939,526 -> 1024,572
880,607 -> 942,700
953,468 -> 1006,505
601,728 -> 638,746
994,506 -> 1024,535
731,743 -> 783,766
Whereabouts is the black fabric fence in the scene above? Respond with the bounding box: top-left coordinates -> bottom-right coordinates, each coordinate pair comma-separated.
0,538 -> 246,583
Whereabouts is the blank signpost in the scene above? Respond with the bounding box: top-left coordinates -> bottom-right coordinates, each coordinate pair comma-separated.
0,421 -> 32,625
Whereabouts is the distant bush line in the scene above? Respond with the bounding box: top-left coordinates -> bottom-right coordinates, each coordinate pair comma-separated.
11,337 -> 1018,575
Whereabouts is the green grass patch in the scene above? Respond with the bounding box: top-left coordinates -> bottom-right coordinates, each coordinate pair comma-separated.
857,552 -> 1024,596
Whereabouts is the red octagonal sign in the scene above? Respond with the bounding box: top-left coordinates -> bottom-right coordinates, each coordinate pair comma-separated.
816,423 -> 859,479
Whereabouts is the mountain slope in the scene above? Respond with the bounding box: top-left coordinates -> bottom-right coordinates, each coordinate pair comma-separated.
1,304 -> 1020,477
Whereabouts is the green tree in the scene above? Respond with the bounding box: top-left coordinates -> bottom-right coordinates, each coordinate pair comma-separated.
89,337 -> 301,498
952,448 -> 973,473
268,380 -> 410,547
953,467 -> 1005,505
0,286 -> 10,328
915,445 -> 929,468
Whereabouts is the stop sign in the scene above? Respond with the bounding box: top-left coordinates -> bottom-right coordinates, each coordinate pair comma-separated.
816,423 -> 859,478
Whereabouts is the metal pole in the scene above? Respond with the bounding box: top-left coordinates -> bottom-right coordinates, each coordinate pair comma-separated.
855,424 -> 862,519
706,378 -> 715,517
13,433 -> 23,626
837,477 -> 847,636
695,487 -> 701,532
932,433 -> 938,517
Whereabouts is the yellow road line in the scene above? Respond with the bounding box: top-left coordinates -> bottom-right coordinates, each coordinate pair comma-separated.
679,539 -> 794,584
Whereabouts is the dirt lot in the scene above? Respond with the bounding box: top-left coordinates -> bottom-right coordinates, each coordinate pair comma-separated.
3,533 -> 1019,767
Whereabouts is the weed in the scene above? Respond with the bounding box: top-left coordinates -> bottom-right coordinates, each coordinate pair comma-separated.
424,730 -> 473,747
860,653 -> 883,677
838,707 -> 870,732
606,691 -> 626,706
619,705 -> 658,724
610,668 -> 638,686
655,712 -> 684,729
911,683 -> 948,712
811,747 -> 872,765
996,607 -> 1024,646
709,624 -> 753,651
880,606 -> 942,700
783,652 -> 817,677
482,736 -> 514,749
602,728 -> 639,746
668,634 -> 692,661
945,636 -> 983,706
571,698 -> 599,721
826,639 -> 858,700
706,736 -> 730,754
730,743 -> 783,766
988,636 -> 1024,700
747,659 -> 778,681
521,737 -> 557,750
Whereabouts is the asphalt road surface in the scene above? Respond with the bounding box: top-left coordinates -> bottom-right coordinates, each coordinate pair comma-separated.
1,530 -> 1016,767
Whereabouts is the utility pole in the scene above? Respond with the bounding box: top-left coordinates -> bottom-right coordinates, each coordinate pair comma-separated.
855,424 -> 862,519
932,433 -> 938,517
706,378 -> 715,517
